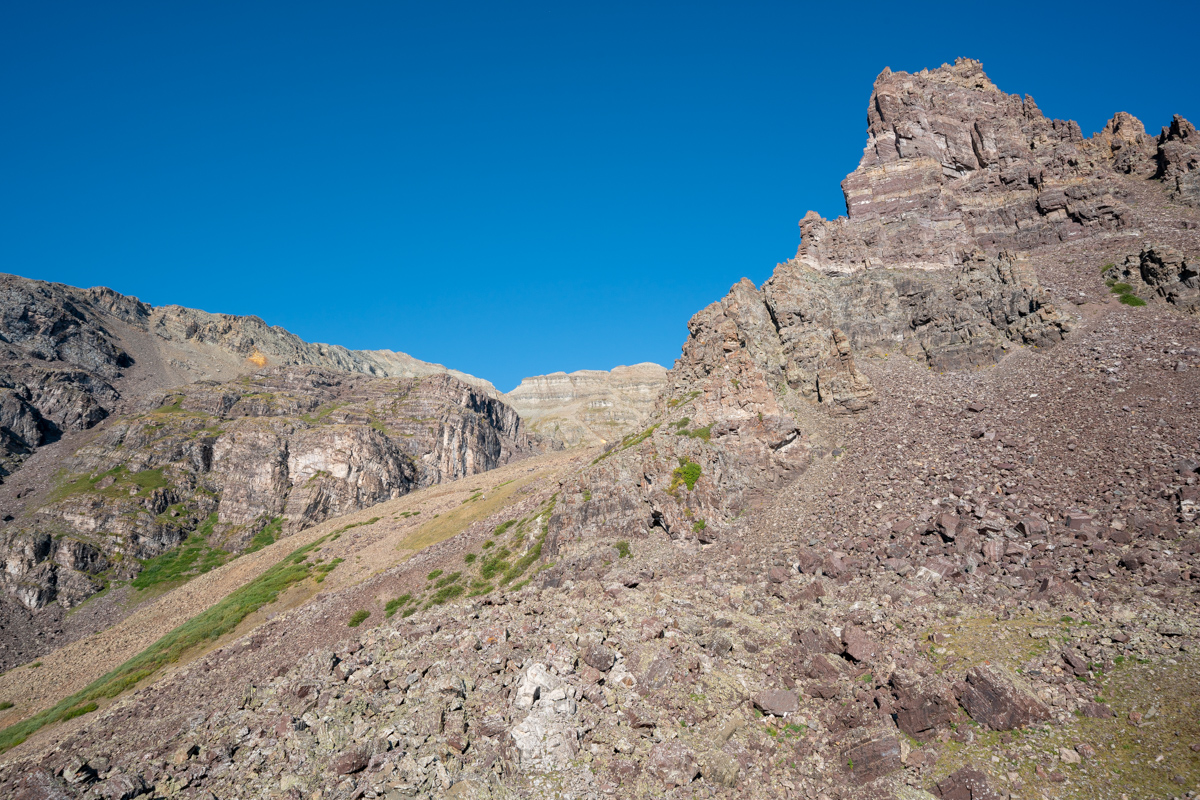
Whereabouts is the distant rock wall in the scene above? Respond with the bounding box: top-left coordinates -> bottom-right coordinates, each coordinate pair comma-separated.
505,364 -> 668,447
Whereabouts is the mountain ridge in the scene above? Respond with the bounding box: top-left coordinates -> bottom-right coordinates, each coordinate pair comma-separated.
0,58 -> 1198,800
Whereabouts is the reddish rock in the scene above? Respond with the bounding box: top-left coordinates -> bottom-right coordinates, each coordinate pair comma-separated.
754,688 -> 800,716
844,733 -> 902,785
646,741 -> 698,787
582,643 -> 615,672
842,625 -> 879,662
935,766 -> 1001,799
767,566 -> 790,583
332,747 -> 369,775
959,665 -> 1050,730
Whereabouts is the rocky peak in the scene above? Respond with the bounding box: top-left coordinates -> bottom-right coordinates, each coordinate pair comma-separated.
1156,114 -> 1200,206
798,60 -> 1152,275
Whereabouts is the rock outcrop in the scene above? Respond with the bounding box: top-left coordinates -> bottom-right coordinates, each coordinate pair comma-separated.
1156,115 -> 1200,207
0,366 -> 531,609
1103,244 -> 1199,312
504,363 -> 667,447
797,58 -> 1147,275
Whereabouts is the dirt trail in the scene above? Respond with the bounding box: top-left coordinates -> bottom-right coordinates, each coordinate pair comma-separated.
0,449 -> 584,732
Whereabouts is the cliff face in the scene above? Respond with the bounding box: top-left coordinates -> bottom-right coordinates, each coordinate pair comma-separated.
798,58 -> 1150,275
548,59 -> 1190,554
0,274 -> 499,480
504,363 -> 667,447
0,366 -> 529,610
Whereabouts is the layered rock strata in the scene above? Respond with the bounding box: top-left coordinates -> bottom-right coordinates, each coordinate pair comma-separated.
504,364 -> 668,447
796,58 -> 1181,275
0,274 -> 498,478
0,366 -> 530,609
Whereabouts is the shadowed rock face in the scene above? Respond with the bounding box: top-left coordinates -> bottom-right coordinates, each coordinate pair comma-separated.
0,366 -> 531,610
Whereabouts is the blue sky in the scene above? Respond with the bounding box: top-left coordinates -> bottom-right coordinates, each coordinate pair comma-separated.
4,2 -> 1197,391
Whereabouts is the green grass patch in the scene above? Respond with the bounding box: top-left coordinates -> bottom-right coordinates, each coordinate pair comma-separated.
331,517 -> 381,536
385,594 -> 412,617
494,520 -> 516,536
677,424 -> 712,442
49,466 -> 170,504
0,533 -> 331,753
61,702 -> 98,721
0,702 -> 12,711
428,583 -> 465,606
313,557 -> 342,583
401,607 -> 417,618
692,519 -> 706,534
667,391 -> 701,409
467,581 -> 494,597
463,553 -> 476,564
435,571 -> 461,588
614,540 -> 631,558
1118,293 -> 1146,306
131,531 -> 228,592
245,516 -> 284,554
479,553 -> 511,580
427,569 -> 443,580
348,609 -> 370,627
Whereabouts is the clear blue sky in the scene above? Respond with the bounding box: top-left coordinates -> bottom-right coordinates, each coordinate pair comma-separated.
4,2 -> 1197,391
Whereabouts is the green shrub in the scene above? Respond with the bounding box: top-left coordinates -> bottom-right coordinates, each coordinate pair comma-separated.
313,557 -> 343,583
614,540 -> 631,558
0,702 -> 12,710
494,520 -> 516,536
464,553 -> 477,564
479,555 -> 511,580
429,583 -> 465,605
671,460 -> 702,492
1119,293 -> 1146,306
692,519 -> 706,533
348,609 -> 370,627
426,569 -> 443,580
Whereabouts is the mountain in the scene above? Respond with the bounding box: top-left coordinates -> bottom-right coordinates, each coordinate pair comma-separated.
503,364 -> 668,447
0,272 -> 501,478
1,58 -> 1198,800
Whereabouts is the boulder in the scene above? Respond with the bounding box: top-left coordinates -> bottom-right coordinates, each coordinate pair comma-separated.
646,741 -> 698,787
958,665 -> 1049,730
754,688 -> 800,716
